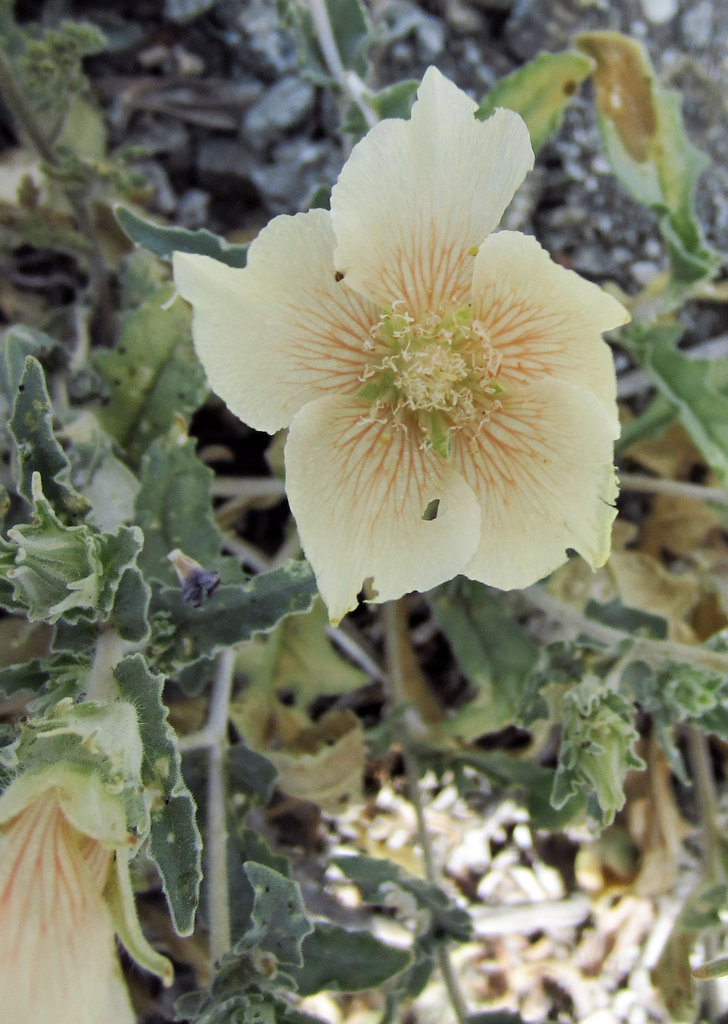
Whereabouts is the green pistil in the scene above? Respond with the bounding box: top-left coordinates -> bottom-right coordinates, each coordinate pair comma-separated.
426,412 -> 452,459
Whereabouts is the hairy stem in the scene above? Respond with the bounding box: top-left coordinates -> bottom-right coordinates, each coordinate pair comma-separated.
87,628 -> 130,703
382,600 -> 469,1024
206,646 -> 235,961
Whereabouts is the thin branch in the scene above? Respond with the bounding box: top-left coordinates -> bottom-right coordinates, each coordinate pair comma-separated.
209,476 -> 286,501
521,585 -> 728,676
327,622 -> 387,684
382,600 -> 469,1024
618,471 -> 728,506
686,725 -> 723,882
206,647 -> 236,961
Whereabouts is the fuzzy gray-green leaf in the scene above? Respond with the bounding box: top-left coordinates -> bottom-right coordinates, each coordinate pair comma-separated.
115,653 -> 202,935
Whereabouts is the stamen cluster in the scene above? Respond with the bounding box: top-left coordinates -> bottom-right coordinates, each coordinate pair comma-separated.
359,301 -> 503,453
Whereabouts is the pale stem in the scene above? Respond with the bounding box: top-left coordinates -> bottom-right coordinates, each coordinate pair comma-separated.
209,476 -> 286,501
685,725 -> 723,882
618,471 -> 728,507
685,725 -> 727,1015
206,646 -> 236,961
521,585 -> 728,676
382,600 -> 469,1024
87,628 -> 130,703
306,0 -> 378,129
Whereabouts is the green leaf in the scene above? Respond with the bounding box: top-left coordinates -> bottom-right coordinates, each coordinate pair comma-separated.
114,205 -> 248,267
342,79 -> 418,141
446,747 -> 586,830
115,653 -> 202,935
551,679 -> 644,825
61,411 -> 140,533
477,50 -> 594,151
290,923 -> 411,995
93,284 -> 206,462
428,580 -> 540,738
0,659 -> 49,697
242,862 -> 313,969
236,597 -> 367,708
624,659 -> 728,780
0,324 -> 59,433
227,743 -> 278,806
109,565 -> 151,642
134,429 -> 223,586
615,392 -> 676,455
0,473 -> 142,625
175,988 -> 324,1024
333,853 -> 472,946
585,597 -> 668,639
278,0 -> 372,84
626,324 -> 728,484
576,31 -> 720,286
150,560 -> 318,674
8,356 -> 89,521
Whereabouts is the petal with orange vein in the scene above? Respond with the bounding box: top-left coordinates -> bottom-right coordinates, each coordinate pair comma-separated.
174,209 -> 378,433
0,791 -> 135,1024
472,231 -> 629,419
284,395 -> 481,622
454,378 -> 619,590
331,67 -> 534,319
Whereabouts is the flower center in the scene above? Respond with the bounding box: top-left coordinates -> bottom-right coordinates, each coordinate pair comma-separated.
358,302 -> 502,456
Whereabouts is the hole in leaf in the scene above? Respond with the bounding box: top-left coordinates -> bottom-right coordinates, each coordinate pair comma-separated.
421,498 -> 440,521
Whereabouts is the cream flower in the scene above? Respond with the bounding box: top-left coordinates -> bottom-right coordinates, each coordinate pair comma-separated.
174,67 -> 629,623
0,766 -> 172,1024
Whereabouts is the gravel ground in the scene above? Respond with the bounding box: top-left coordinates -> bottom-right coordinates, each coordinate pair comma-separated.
70,0 -> 727,351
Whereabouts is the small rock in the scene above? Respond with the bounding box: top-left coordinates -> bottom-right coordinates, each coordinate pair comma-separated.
631,260 -> 661,286
126,116 -> 190,157
444,0 -> 484,35
139,161 -> 177,215
250,138 -> 342,214
196,138 -> 254,195
414,13 -> 446,59
242,76 -> 316,151
681,1 -> 713,49
177,188 -> 210,229
236,0 -> 297,78
640,0 -> 677,25
380,1 -> 445,61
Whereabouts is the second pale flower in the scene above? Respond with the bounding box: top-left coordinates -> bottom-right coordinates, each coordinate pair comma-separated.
174,67 -> 629,623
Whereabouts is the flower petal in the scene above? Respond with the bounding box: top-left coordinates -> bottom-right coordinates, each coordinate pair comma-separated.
0,792 -> 135,1024
454,379 -> 619,589
472,231 -> 629,419
331,67 -> 534,318
285,395 -> 481,622
174,210 -> 378,433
